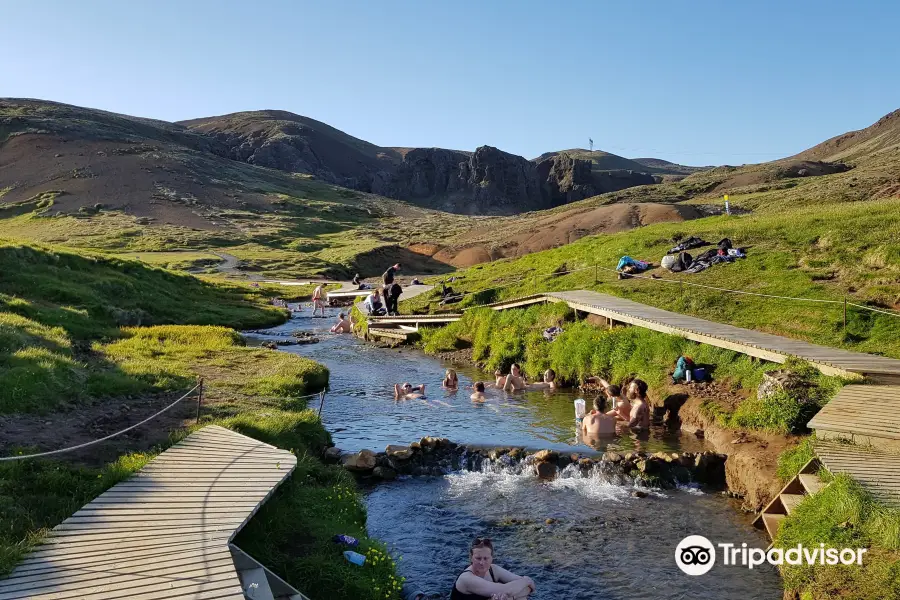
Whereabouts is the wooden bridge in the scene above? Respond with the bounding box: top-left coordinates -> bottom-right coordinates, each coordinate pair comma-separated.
0,426 -> 310,600
367,289 -> 900,382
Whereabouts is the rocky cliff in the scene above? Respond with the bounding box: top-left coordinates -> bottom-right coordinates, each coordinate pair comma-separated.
181,111 -> 658,214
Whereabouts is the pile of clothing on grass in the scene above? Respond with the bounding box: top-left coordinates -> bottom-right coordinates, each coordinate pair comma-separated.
661,238 -> 746,275
667,236 -> 710,255
542,326 -> 563,341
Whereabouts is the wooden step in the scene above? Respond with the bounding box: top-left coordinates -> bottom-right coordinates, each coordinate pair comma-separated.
780,493 -> 805,515
762,513 -> 786,539
799,473 -> 826,496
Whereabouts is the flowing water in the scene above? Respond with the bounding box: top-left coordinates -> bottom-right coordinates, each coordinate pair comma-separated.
245,307 -> 782,599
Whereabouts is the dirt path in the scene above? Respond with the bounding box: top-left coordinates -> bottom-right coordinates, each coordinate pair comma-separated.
212,251 -> 241,273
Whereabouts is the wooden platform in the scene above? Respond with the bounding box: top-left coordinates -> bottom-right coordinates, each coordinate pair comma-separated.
543,290 -> 900,381
369,313 -> 462,327
808,385 -> 900,450
814,439 -> 900,507
0,426 -> 301,600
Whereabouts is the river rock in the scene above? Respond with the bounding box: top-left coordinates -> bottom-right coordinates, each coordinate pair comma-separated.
488,447 -> 509,461
632,490 -> 649,498
558,454 -> 572,470
342,449 -> 377,472
420,436 -> 437,450
373,466 -> 397,481
532,449 -> 559,464
757,370 -> 810,400
535,461 -> 558,481
508,447 -> 523,459
603,452 -> 624,463
385,444 -> 413,460
324,447 -> 343,463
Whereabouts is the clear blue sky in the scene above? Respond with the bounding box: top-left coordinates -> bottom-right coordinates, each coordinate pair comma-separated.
2,0 -> 898,165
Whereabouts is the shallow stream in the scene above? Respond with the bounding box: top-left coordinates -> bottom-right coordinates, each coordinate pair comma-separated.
245,307 -> 782,599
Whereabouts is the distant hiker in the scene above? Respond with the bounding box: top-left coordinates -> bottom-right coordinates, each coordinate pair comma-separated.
395,382 -> 425,400
364,289 -> 386,316
386,282 -> 403,315
526,369 -> 557,391
352,273 -> 362,286
450,537 -> 535,599
502,364 -> 526,393
311,285 -> 326,317
471,381 -> 486,402
330,312 -> 352,333
443,369 -> 459,389
582,396 -> 617,436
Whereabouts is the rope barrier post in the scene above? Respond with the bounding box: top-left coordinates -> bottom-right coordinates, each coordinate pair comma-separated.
317,390 -> 327,418
196,378 -> 204,424
843,297 -> 847,333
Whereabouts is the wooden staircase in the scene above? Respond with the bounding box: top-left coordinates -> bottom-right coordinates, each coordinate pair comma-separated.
232,545 -> 311,600
753,459 -> 827,542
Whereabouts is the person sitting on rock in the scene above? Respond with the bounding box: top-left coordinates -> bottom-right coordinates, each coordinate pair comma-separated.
470,381 -> 486,402
395,382 -> 426,400
526,368 -> 557,391
624,379 -> 650,430
582,396 -> 617,437
502,364 -> 526,393
443,369 -> 459,389
450,537 -> 535,600
330,312 -> 352,333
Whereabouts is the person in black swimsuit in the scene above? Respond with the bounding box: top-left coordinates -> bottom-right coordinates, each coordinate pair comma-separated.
450,537 -> 535,600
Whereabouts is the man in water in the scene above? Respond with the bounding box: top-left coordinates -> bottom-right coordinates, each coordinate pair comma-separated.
582,396 -> 617,437
394,382 -> 426,400
525,369 -> 557,391
470,381 -> 486,402
492,370 -> 506,389
624,379 -> 650,430
502,364 -> 526,392
330,312 -> 352,333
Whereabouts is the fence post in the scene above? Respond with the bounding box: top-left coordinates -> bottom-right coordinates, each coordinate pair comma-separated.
843,297 -> 847,332
195,378 -> 204,424
317,390 -> 327,418
594,264 -> 598,284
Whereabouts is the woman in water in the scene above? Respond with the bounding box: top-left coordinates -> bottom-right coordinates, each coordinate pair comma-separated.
443,369 -> 459,389
450,537 -> 535,600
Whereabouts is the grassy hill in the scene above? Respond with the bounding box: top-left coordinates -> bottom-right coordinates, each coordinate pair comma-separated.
534,148 -> 705,176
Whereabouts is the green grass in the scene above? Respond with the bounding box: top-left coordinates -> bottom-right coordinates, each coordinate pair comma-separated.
410,199 -> 900,359
775,472 -> 900,599
0,242 -> 301,414
776,437 -> 817,482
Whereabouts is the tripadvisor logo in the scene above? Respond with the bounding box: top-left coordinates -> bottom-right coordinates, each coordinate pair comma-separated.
675,535 -> 867,575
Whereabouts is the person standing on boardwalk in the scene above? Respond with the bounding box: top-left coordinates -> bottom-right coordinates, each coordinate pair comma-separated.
382,263 -> 400,297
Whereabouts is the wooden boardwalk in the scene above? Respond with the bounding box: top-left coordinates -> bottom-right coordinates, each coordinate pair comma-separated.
544,290 -> 900,382
808,385 -> 900,451
814,439 -> 900,507
0,426 -> 301,600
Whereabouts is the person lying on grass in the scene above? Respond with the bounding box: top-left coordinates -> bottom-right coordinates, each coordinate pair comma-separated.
450,537 -> 535,600
525,368 -> 557,391
502,364 -> 526,392
395,382 -> 426,400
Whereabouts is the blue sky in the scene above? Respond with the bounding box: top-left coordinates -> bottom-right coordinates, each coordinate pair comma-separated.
2,0 -> 897,165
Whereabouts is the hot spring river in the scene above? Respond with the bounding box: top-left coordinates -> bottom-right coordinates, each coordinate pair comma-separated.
245,306 -> 782,599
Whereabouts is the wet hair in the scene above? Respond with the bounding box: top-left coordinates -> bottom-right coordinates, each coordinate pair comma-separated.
445,369 -> 458,380
339,312 -> 345,318
474,381 -> 485,392
629,379 -> 648,400
593,395 -> 607,412
511,363 -> 521,372
494,369 -> 503,377
402,382 -> 412,390
606,384 -> 621,398
544,368 -> 556,382
470,537 -> 493,557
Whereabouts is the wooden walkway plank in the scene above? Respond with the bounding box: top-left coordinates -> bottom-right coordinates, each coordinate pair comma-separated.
0,425 -> 299,600
814,440 -> 900,507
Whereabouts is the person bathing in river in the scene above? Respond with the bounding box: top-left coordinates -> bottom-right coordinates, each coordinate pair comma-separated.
502,364 -> 526,392
443,369 -> 459,389
311,285 -> 326,317
493,370 -> 506,389
525,368 -> 557,391
330,312 -> 352,333
470,381 -> 486,402
395,382 -> 426,400
450,537 -> 535,600
622,379 -> 650,430
582,396 -> 617,437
